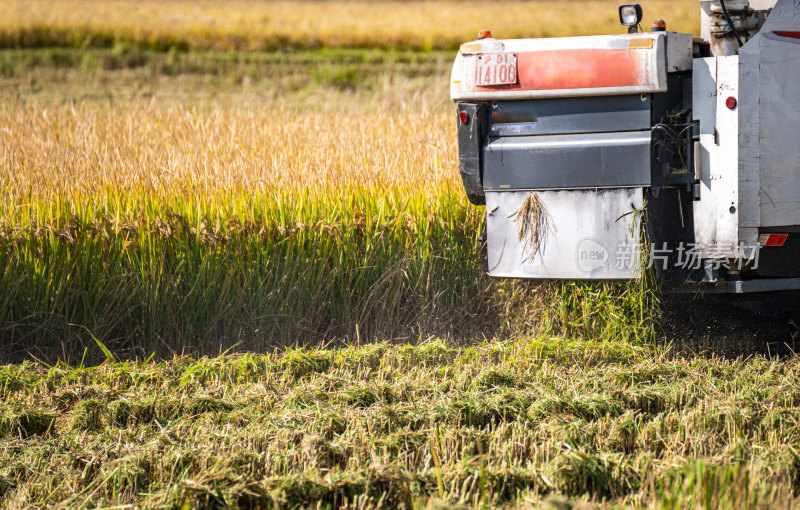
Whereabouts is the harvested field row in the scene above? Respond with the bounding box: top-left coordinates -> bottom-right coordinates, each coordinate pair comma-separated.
1,339 -> 798,507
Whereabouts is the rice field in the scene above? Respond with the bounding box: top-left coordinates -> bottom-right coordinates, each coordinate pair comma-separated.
2,0 -> 699,52
0,47 -> 660,363
3,2 -> 800,507
0,85 -> 484,360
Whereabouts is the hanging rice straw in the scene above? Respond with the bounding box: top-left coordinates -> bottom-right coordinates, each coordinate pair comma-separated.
510,192 -> 549,262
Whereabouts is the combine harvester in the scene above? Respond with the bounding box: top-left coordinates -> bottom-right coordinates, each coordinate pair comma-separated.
452,0 -> 800,293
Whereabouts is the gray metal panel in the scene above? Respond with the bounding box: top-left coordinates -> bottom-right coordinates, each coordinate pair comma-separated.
489,95 -> 651,137
700,278 -> 800,294
483,131 -> 652,190
456,103 -> 485,205
485,189 -> 643,280
664,278 -> 800,294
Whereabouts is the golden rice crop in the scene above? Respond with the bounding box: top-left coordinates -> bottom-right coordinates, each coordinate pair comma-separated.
2,0 -> 699,52
0,101 -> 495,361
0,98 -> 655,361
0,41 -> 660,362
1,104 -> 457,213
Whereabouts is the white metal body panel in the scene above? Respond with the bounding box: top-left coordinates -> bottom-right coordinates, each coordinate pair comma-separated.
758,42 -> 800,226
450,33 -> 693,102
693,0 -> 800,257
739,0 -> 800,229
748,0 -> 779,9
752,0 -> 797,30
485,189 -> 643,280
665,33 -> 694,73
737,24 -> 762,247
693,56 -> 740,258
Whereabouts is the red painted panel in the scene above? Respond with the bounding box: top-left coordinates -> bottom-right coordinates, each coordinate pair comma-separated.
774,31 -> 800,39
475,49 -> 646,92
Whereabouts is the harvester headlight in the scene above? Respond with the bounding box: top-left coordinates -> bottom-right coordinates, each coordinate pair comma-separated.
619,4 -> 643,31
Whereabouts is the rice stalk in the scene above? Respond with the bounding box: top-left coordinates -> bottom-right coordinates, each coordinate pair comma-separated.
511,192 -> 550,263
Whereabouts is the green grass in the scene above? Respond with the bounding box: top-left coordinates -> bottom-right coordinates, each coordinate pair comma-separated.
0,46 -> 451,80
1,339 -> 799,508
0,47 -> 452,107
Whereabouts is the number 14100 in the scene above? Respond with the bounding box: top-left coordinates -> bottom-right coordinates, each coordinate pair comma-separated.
477,53 -> 517,86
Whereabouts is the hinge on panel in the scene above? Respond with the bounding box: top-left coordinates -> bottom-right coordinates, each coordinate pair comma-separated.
693,183 -> 701,201
693,141 -> 703,182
